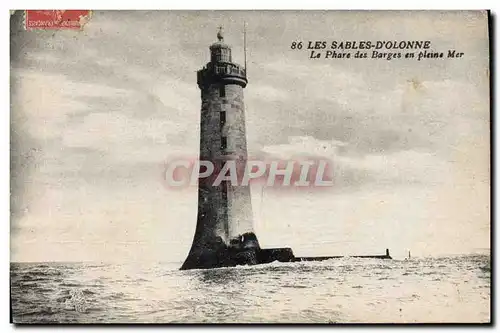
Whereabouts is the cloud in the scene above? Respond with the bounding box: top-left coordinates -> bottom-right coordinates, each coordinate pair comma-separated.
62,112 -> 193,162
259,135 -> 451,191
247,73 -> 488,157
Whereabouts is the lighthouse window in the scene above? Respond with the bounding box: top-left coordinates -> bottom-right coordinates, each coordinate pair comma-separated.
220,111 -> 226,128
221,180 -> 228,199
219,85 -> 226,97
221,136 -> 227,150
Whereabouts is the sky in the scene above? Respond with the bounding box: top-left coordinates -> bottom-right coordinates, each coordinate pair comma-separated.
10,10 -> 490,262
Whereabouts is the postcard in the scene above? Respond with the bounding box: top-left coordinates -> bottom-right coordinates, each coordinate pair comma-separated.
10,10 -> 491,324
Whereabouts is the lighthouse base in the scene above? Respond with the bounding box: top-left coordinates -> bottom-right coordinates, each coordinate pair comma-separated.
180,232 -> 260,270
180,235 -> 392,270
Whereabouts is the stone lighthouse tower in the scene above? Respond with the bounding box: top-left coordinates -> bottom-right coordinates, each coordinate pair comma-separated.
179,28 -> 390,270
181,27 -> 261,270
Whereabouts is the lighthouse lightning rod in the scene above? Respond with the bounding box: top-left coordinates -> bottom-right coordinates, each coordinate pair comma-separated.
244,21 -> 247,73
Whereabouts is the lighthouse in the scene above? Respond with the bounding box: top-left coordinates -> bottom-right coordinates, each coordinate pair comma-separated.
179,27 -> 393,270
181,27 -> 261,270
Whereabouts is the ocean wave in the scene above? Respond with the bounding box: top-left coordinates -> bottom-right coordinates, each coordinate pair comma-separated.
10,256 -> 491,323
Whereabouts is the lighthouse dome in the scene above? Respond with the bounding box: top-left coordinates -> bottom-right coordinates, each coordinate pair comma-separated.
209,27 -> 232,63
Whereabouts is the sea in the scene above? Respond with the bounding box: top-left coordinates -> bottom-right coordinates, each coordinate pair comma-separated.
10,255 -> 490,324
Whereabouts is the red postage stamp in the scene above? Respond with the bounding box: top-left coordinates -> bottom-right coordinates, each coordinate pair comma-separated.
24,10 -> 91,30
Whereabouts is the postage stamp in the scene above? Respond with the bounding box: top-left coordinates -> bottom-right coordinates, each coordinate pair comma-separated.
24,10 -> 91,30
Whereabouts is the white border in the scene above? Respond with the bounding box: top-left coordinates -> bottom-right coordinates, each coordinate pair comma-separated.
2,1 -> 497,332
2,0 -> 499,10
